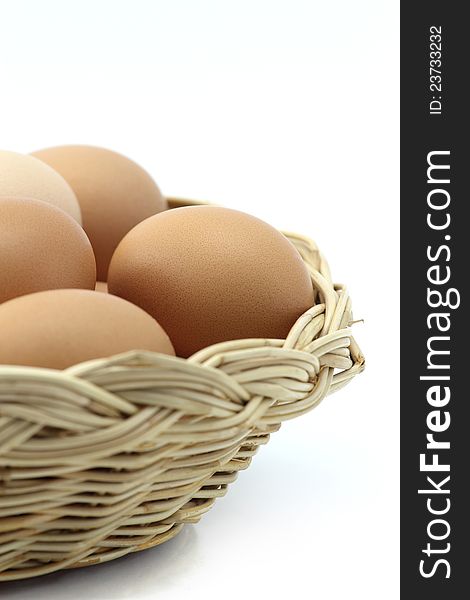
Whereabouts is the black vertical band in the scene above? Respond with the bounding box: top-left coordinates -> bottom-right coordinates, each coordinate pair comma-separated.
401,3 -> 467,596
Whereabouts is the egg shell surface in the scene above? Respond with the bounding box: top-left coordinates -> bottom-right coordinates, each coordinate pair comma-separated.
0,289 -> 175,369
0,150 -> 81,222
0,197 -> 96,304
32,145 -> 167,280
108,206 -> 315,357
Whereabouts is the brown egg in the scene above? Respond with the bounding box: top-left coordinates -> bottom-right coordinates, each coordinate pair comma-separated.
31,145 -> 167,281
0,289 -> 175,369
0,150 -> 81,222
0,198 -> 96,304
108,206 -> 314,357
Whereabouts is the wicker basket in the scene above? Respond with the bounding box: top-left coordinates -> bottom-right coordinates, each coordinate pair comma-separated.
0,198 -> 365,581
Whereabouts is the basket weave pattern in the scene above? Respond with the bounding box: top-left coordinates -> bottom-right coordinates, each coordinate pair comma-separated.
0,203 -> 364,581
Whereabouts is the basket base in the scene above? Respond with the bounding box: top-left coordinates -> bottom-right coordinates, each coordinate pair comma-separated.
71,522 -> 186,569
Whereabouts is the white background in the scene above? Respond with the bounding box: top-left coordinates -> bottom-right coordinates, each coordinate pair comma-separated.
0,1 -> 399,598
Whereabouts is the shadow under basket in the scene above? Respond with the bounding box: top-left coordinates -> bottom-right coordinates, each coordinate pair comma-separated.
0,198 -> 365,581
